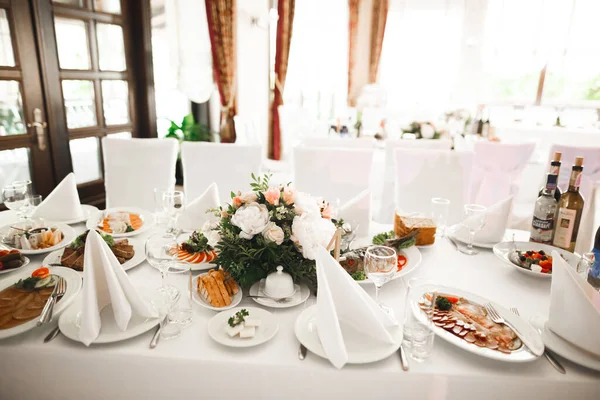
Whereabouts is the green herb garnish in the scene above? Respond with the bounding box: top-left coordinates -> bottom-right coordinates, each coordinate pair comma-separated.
71,230 -> 115,249
435,296 -> 452,311
372,230 -> 417,250
181,230 -> 212,253
372,231 -> 395,245
14,277 -> 40,291
351,270 -> 366,281
125,224 -> 134,233
228,309 -> 249,327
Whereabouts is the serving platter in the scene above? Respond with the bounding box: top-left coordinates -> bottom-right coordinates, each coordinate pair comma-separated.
86,207 -> 153,238
0,222 -> 76,255
493,241 -> 580,279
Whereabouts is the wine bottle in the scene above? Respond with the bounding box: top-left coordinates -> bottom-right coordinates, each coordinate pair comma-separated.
539,151 -> 562,202
530,174 -> 558,244
553,157 -> 585,252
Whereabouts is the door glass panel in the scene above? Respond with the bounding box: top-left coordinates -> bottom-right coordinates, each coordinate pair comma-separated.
101,80 -> 129,125
97,23 -> 126,71
109,131 -> 131,139
0,9 -> 15,67
0,81 -> 26,135
53,0 -> 84,6
0,148 -> 31,190
54,17 -> 91,70
94,0 -> 122,14
62,80 -> 97,129
69,137 -> 102,184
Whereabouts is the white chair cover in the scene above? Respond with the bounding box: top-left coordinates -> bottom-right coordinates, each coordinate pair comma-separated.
292,147 -> 375,206
181,142 -> 262,204
469,142 -> 535,207
102,137 -> 178,211
278,105 -> 327,161
233,115 -> 262,147
393,148 -> 474,225
301,137 -> 375,149
376,139 -> 453,222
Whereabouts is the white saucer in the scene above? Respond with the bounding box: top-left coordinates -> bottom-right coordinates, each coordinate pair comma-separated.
191,274 -> 243,311
249,280 -> 310,308
541,321 -> 600,372
208,306 -> 278,348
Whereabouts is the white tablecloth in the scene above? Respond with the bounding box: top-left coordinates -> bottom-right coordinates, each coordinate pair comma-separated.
0,211 -> 598,400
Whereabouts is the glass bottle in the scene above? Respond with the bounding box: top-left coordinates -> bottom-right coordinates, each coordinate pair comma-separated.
553,157 -> 585,252
530,174 -> 558,244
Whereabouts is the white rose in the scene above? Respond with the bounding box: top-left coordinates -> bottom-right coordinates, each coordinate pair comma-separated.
205,230 -> 221,247
293,192 -> 320,216
231,202 -> 270,240
291,213 -> 336,260
262,222 -> 284,245
240,191 -> 258,204
201,220 -> 218,235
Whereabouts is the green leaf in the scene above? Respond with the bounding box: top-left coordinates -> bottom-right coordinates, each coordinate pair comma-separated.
230,191 -> 236,199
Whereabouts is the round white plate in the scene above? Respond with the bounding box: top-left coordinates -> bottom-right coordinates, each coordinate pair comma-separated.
59,289 -> 160,345
541,321 -> 600,372
208,306 -> 278,348
86,207 -> 154,238
174,232 -> 217,272
191,274 -> 242,311
0,255 -> 30,275
295,305 -> 402,364
449,228 -> 531,249
55,205 -> 100,225
0,222 -> 76,255
249,280 -> 310,308
410,284 -> 543,362
42,236 -> 146,273
356,246 -> 422,285
493,241 -> 580,279
0,266 -> 82,340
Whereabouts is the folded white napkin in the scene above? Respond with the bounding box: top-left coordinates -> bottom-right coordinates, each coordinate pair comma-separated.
337,189 -> 371,237
315,246 -> 398,369
453,196 -> 513,243
176,182 -> 220,231
548,250 -> 600,357
79,230 -> 158,346
32,173 -> 84,221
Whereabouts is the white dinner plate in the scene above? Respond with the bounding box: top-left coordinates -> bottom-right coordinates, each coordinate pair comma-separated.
208,306 -> 278,348
59,289 -> 160,345
493,241 -> 580,279
409,284 -> 543,362
0,222 -> 76,255
0,266 -> 82,340
356,246 -> 422,285
449,228 -> 531,249
86,207 -> 154,238
54,205 -> 100,225
249,280 -> 310,308
295,305 -> 402,364
0,255 -> 30,275
191,274 -> 242,311
540,320 -> 600,372
42,236 -> 146,273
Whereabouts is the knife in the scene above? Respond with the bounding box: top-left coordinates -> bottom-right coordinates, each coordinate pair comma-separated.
398,343 -> 409,371
298,343 -> 308,360
44,326 -> 61,343
150,316 -> 168,349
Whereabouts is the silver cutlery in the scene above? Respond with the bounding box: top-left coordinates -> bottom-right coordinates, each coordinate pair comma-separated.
247,295 -> 292,303
44,326 -> 61,343
510,307 -> 565,374
38,277 -> 66,326
298,343 -> 308,360
398,343 -> 409,371
150,316 -> 169,349
485,303 -> 543,356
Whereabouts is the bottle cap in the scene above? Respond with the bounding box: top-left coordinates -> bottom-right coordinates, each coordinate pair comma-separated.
575,156 -> 584,167
553,152 -> 562,162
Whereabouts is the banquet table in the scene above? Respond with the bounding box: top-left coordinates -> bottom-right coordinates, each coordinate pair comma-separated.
0,211 -> 599,400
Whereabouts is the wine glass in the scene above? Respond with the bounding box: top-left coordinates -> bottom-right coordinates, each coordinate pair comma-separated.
431,198 -> 450,237
145,233 -> 180,306
23,194 -> 42,220
459,204 -> 487,255
162,190 -> 185,233
364,246 -> 397,314
2,183 -> 28,219
153,187 -> 170,230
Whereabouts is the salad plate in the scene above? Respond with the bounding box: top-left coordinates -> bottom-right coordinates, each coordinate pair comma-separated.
493,241 -> 580,278
56,204 -> 100,225
354,246 -> 421,285
208,307 -> 278,348
0,222 -> 76,255
295,305 -> 402,364
172,231 -> 217,272
86,207 -> 153,238
0,266 -> 82,340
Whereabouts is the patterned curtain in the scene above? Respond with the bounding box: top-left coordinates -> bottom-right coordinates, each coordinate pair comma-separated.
347,0 -> 360,106
368,0 -> 389,83
205,0 -> 237,143
270,0 -> 295,160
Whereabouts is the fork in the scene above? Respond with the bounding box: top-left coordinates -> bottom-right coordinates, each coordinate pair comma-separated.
510,307 -> 566,374
485,303 -> 544,356
38,277 -> 66,326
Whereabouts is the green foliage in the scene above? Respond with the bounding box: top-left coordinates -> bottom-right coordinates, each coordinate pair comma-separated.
166,113 -> 212,142
250,172 -> 273,192
181,230 -> 212,253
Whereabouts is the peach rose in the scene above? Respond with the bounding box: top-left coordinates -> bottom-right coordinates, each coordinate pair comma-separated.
221,210 -> 229,218
321,203 -> 333,219
264,188 -> 280,205
282,187 -> 295,204
232,196 -> 243,208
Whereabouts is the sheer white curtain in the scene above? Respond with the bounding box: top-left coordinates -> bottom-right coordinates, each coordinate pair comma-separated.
284,0 -> 348,121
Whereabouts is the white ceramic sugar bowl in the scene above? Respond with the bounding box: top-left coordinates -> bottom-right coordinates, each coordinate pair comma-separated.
264,266 -> 295,298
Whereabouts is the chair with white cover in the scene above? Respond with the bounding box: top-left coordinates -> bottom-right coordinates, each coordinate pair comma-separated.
375,138 -> 453,222
233,115 -> 262,146
469,141 -> 535,207
278,105 -> 324,161
181,142 -> 262,204
102,137 -> 178,211
292,147 -> 375,206
393,148 -> 474,225
301,137 -> 375,149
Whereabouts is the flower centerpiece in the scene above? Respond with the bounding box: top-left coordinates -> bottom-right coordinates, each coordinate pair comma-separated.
206,173 -> 337,287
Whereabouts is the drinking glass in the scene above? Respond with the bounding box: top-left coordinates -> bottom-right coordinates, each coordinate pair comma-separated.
153,187 -> 170,230
162,190 -> 185,233
402,278 -> 435,361
459,204 -> 487,255
165,265 -> 193,327
2,184 -> 28,218
339,219 -> 359,251
577,252 -> 594,279
12,180 -> 32,196
23,194 -> 42,220
431,198 -> 450,237
364,246 -> 397,313
145,233 -> 180,305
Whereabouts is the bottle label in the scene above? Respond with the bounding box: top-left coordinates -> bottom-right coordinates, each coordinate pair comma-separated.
549,165 -> 560,175
531,216 -> 554,243
591,249 -> 600,279
570,170 -> 582,189
553,208 -> 577,249
575,172 -> 582,188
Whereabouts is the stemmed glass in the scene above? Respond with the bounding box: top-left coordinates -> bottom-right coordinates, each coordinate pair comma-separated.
23,195 -> 42,220
364,246 -> 397,314
145,233 -> 180,304
431,198 -> 450,237
162,190 -> 185,233
2,183 -> 28,219
460,204 -> 487,255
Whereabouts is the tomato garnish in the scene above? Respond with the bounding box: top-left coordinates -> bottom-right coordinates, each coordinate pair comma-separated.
9,249 -> 19,254
32,267 -> 50,279
446,296 -> 459,304
397,255 -> 407,271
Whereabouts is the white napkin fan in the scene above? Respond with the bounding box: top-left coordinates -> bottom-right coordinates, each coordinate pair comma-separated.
177,182 -> 220,231
337,189 -> 371,237
32,172 -> 84,221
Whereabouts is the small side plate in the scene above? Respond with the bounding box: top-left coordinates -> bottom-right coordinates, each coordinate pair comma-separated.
208,306 -> 278,348
192,274 -> 242,311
